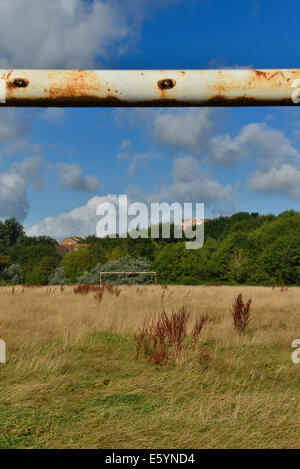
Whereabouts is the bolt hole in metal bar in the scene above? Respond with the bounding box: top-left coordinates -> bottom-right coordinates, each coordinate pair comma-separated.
0,69 -> 300,107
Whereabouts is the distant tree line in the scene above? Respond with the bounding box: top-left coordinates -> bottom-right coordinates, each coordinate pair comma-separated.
1,210 -> 300,286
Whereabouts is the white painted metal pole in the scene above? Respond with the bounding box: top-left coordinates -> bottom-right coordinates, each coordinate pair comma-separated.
0,69 -> 300,107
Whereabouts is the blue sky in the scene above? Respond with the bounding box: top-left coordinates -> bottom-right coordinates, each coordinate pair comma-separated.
1,0 -> 300,240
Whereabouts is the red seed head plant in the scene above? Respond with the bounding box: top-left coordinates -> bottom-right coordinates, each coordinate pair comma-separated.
152,350 -> 168,365
94,291 -> 103,303
105,284 -> 114,294
74,283 -> 121,300
231,293 -> 252,333
135,317 -> 152,360
135,306 -> 207,363
162,307 -> 190,349
74,284 -> 107,295
192,315 -> 208,344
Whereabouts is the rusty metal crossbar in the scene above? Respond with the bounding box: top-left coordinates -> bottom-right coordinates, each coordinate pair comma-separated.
1,69 -> 300,107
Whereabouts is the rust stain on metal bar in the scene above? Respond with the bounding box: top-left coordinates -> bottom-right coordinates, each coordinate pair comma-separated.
1,69 -> 300,107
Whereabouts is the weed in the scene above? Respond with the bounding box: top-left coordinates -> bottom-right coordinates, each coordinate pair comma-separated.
232,293 -> 252,333
135,306 -> 207,363
74,283 -> 121,298
74,284 -> 102,295
94,292 -> 103,303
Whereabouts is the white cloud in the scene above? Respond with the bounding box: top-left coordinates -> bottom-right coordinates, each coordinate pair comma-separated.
114,108 -> 157,130
117,139 -> 158,175
11,156 -> 45,191
207,123 -> 300,168
0,109 -> 38,170
117,140 -> 132,161
115,108 -> 216,156
250,164 -> 300,200
128,156 -> 234,214
57,163 -> 101,192
27,156 -> 235,238
208,57 -> 253,69
153,156 -> 233,207
0,109 -> 31,144
0,0 -> 129,68
0,156 -> 44,221
115,109 -> 300,203
26,194 -> 119,240
0,0 -> 181,69
203,121 -> 300,201
2,139 -> 42,158
154,109 -> 214,154
0,172 -> 29,222
128,153 -> 155,175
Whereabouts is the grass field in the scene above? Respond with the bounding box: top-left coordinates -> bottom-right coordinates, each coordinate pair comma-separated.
0,284 -> 299,449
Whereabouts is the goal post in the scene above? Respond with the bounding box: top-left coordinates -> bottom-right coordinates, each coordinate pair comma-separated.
100,271 -> 157,286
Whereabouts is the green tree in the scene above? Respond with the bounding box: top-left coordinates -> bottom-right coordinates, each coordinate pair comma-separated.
62,249 -> 93,283
0,255 -> 11,270
89,243 -> 107,267
258,234 -> 300,285
10,236 -> 59,266
127,236 -> 156,260
152,243 -> 187,284
25,267 -> 46,285
106,246 -> 128,262
228,250 -> 249,284
0,218 -> 24,254
23,255 -> 59,285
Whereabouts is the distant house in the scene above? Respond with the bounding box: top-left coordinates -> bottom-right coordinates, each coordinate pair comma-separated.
181,218 -> 211,230
57,236 -> 90,256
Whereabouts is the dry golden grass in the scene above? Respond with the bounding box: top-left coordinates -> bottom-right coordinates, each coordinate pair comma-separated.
1,284 -> 299,345
0,285 -> 300,448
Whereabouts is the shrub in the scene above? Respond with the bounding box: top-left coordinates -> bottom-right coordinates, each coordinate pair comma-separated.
77,256 -> 152,285
48,266 -> 68,285
2,263 -> 23,285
